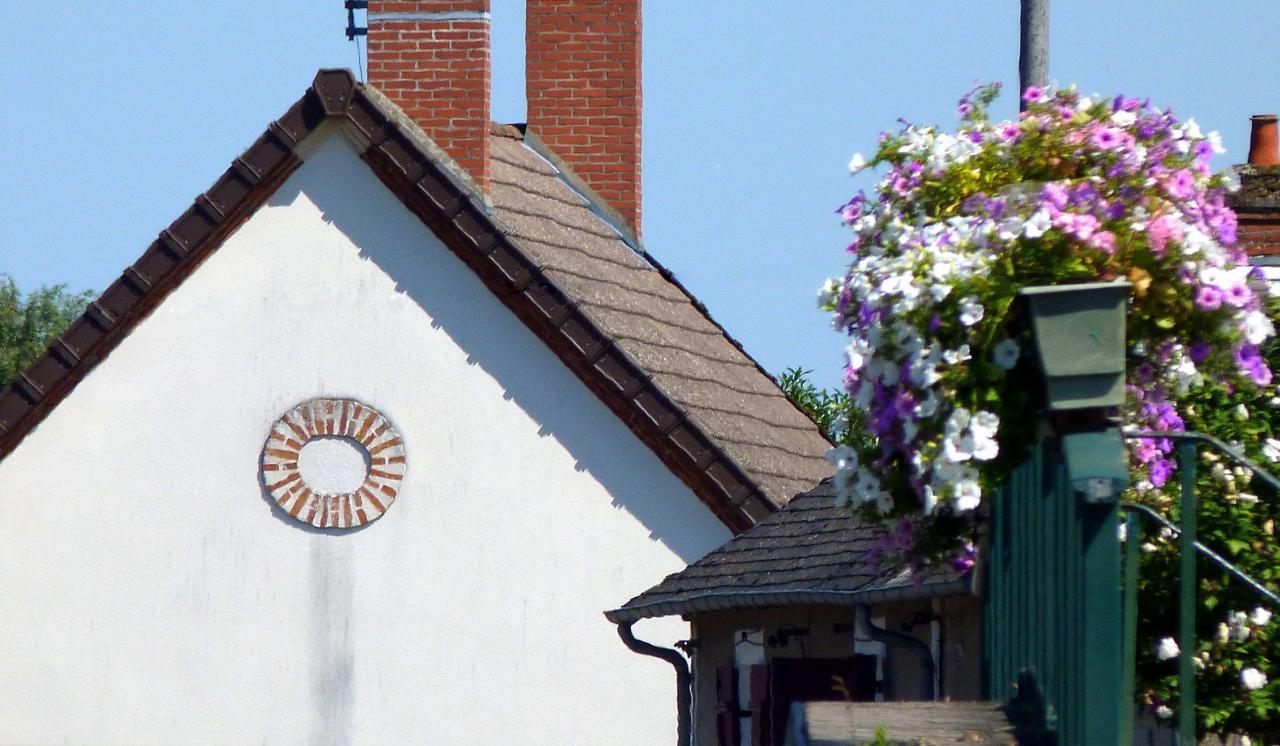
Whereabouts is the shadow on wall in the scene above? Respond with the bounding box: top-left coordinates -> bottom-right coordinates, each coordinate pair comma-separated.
260,137 -> 726,564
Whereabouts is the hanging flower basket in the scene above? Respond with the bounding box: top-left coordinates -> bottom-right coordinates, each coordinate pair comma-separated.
819,82 -> 1274,562
1021,280 -> 1130,411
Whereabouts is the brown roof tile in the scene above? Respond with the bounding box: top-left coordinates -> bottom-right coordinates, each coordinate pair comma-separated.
488,134 -> 833,506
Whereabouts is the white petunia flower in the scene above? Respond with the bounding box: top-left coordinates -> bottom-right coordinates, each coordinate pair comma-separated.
1207,131 -> 1226,154
875,490 -> 895,515
952,477 -> 982,512
1243,310 -> 1275,345
1241,667 -> 1268,691
1253,607 -> 1273,627
1023,208 -> 1052,239
1235,403 -> 1250,421
833,468 -> 856,508
992,338 -> 1021,370
817,278 -> 840,309
1111,110 -> 1137,127
997,217 -> 1026,241
943,344 -> 972,365
970,411 -> 1000,439
1222,166 -> 1241,192
848,152 -> 868,173
1155,705 -> 1174,720
943,434 -> 975,463
1229,611 -> 1252,642
958,297 -> 984,326
945,408 -> 972,436
1262,439 -> 1280,464
915,391 -> 940,419
1156,637 -> 1180,661
825,446 -> 857,470
971,434 -> 999,462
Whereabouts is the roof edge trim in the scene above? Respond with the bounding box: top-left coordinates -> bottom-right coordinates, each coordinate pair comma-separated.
603,576 -> 974,624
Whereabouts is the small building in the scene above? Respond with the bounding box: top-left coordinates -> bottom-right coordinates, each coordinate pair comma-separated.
607,481 -> 983,746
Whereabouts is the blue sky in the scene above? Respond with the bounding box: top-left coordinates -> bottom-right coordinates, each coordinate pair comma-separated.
3,2 -> 1279,388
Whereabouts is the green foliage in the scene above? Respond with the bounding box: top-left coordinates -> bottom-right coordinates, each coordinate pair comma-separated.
1133,330 -> 1280,741
778,366 -> 875,453
0,274 -> 93,391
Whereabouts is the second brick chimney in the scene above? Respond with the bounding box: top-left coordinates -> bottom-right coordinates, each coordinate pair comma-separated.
526,0 -> 643,235
366,0 -> 492,192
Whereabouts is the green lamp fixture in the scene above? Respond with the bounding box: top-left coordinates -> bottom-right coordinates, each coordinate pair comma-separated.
1020,281 -> 1131,411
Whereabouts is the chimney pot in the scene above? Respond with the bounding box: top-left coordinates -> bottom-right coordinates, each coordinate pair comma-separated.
1248,114 -> 1280,167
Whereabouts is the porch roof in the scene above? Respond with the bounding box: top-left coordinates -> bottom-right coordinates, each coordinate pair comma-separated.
605,481 -> 972,624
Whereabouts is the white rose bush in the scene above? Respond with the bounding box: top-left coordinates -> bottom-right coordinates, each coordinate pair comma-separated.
818,83 -> 1279,738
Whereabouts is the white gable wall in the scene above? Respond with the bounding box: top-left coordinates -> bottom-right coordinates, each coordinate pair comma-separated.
0,132 -> 732,744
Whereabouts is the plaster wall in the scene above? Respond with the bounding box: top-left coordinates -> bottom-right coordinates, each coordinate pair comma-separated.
0,132 -> 732,745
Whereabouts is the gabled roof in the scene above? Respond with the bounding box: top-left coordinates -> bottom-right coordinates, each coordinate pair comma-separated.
0,69 -> 831,532
605,481 -> 971,623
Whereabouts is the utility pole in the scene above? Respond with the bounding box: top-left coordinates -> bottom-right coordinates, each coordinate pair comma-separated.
1019,0 -> 1049,108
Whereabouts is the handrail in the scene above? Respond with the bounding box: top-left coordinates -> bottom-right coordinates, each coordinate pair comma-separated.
1122,430 -> 1280,608
1121,430 -> 1280,746
1118,501 -> 1280,609
1127,430 -> 1280,493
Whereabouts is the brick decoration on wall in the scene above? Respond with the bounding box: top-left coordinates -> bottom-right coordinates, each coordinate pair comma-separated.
260,398 -> 406,529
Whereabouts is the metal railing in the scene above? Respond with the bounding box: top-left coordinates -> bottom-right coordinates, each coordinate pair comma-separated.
1120,432 -> 1280,746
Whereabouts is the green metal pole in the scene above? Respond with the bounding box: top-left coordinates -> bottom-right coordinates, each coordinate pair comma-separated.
1120,511 -> 1140,746
1079,496 -> 1122,745
1178,440 -> 1197,746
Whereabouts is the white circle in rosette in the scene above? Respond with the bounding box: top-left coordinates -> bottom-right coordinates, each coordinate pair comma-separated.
260,398 -> 406,529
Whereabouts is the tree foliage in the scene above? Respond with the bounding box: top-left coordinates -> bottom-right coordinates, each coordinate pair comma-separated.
0,274 -> 93,391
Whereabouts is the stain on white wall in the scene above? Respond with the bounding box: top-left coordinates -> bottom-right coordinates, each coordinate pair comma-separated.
0,131 -> 732,745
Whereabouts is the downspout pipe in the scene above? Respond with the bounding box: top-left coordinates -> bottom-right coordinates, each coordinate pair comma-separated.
856,604 -> 935,701
616,621 -> 692,746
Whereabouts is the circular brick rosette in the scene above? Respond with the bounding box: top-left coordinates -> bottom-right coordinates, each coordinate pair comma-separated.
260,399 -> 406,529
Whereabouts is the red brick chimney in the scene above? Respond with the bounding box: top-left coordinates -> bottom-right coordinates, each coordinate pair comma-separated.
366,0 -> 492,193
526,0 -> 643,235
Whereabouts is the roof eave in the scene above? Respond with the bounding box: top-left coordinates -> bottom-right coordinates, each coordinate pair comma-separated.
603,575 -> 974,625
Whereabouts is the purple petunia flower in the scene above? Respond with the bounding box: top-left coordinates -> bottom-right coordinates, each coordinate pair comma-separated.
1194,286 -> 1223,311
1237,344 -> 1263,367
1023,86 -> 1045,103
1092,127 -> 1122,149
1248,362 -> 1274,387
1041,182 -> 1069,210
1224,284 -> 1253,308
1167,169 -> 1196,200
1150,458 -> 1174,488
1189,341 -> 1212,364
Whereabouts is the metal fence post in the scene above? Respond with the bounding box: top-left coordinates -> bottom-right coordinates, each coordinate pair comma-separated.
1178,440 -> 1197,746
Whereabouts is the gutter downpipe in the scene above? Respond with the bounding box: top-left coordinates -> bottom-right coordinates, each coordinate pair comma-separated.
616,621 -> 693,746
856,604 -> 935,701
